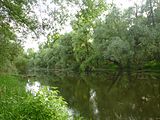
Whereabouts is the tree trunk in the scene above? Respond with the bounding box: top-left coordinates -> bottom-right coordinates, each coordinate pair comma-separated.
149,0 -> 155,26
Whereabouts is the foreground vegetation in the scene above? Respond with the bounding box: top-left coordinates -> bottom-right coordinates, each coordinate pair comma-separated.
0,75 -> 69,120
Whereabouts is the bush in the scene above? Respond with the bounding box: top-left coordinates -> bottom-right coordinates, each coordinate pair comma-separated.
0,75 -> 70,120
144,61 -> 160,70
13,87 -> 69,120
14,56 -> 29,74
0,75 -> 26,120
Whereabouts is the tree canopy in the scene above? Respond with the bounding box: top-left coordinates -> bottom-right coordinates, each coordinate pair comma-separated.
1,0 -> 160,73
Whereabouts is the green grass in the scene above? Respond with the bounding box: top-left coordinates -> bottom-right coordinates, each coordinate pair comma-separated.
144,61 -> 160,70
0,75 -> 27,119
0,75 -> 26,96
0,75 -> 70,120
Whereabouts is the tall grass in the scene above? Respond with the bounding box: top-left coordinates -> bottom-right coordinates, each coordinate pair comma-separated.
0,75 -> 69,120
0,75 -> 26,119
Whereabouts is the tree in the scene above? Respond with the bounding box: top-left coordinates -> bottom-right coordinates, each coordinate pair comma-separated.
93,6 -> 130,69
71,0 -> 106,71
0,0 -> 37,72
29,0 -> 160,72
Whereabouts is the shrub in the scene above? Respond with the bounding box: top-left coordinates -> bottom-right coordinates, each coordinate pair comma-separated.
14,56 -> 28,74
13,87 -> 69,120
0,75 -> 70,120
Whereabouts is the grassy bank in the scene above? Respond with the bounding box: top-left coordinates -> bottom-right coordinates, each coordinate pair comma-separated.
0,75 -> 69,120
0,75 -> 26,119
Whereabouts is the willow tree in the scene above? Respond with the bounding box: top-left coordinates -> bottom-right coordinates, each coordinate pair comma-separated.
93,6 -> 131,69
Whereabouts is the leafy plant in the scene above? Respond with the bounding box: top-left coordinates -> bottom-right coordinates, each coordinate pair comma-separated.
0,75 -> 70,120
13,87 -> 69,120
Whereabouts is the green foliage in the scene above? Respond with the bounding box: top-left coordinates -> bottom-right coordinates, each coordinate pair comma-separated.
0,21 -> 17,66
14,55 -> 29,74
13,87 -> 69,120
0,75 -> 26,119
144,61 -> 160,70
93,7 -> 131,68
28,0 -> 160,71
104,37 -> 133,66
0,0 -> 37,72
0,75 -> 70,120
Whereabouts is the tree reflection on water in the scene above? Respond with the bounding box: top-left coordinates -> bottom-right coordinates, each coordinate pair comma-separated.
28,71 -> 160,119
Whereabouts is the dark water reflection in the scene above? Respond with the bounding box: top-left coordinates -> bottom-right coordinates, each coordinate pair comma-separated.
28,71 -> 160,119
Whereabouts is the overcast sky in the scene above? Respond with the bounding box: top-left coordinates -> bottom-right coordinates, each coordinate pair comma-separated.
24,0 -> 142,52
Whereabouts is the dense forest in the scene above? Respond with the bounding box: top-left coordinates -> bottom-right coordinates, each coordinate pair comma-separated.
0,0 -> 160,74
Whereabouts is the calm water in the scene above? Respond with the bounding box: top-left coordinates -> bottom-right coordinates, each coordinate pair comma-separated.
27,71 -> 160,119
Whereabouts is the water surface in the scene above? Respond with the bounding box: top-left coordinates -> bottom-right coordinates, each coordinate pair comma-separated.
27,71 -> 160,119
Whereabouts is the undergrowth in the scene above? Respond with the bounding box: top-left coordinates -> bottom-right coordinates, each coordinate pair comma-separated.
0,75 -> 69,120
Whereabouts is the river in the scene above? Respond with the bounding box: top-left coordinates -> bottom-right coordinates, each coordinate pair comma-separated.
26,71 -> 160,119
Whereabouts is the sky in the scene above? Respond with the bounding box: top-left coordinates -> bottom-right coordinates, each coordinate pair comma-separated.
23,0 -> 142,52
111,0 -> 140,9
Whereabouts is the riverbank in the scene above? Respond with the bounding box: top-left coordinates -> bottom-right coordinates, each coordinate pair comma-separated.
0,74 -> 69,120
0,75 -> 26,119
